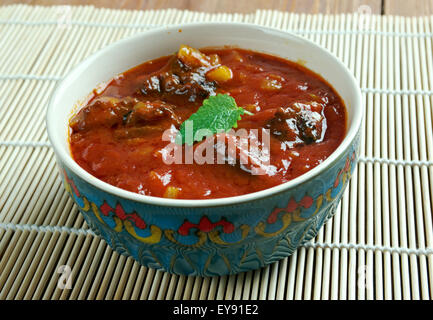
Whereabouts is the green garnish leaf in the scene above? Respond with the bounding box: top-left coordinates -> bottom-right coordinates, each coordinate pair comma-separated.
175,94 -> 249,146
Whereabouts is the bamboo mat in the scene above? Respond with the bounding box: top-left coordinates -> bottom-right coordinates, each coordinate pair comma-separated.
0,4 -> 432,300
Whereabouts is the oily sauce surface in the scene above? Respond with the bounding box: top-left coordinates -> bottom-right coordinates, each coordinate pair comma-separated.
69,47 -> 347,199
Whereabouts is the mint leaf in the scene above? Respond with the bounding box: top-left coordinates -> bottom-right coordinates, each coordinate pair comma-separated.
176,94 -> 249,146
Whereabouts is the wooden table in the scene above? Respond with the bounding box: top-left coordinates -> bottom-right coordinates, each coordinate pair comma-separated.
1,0 -> 433,16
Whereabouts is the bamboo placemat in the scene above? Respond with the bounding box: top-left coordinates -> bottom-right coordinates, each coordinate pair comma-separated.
0,4 -> 432,300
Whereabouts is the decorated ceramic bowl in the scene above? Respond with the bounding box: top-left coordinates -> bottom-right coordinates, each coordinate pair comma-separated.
46,23 -> 362,276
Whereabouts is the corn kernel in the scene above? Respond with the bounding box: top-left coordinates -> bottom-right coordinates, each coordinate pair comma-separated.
177,44 -> 210,68
206,66 -> 233,82
163,186 -> 181,199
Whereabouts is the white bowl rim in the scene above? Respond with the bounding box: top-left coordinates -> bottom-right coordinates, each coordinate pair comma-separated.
46,22 -> 362,208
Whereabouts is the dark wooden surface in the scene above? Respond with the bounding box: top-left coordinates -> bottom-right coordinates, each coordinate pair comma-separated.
0,0 -> 432,16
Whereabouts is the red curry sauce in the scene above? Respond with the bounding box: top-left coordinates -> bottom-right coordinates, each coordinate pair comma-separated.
69,46 -> 346,199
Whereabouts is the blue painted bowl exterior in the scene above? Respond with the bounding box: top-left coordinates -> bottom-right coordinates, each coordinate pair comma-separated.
57,129 -> 360,276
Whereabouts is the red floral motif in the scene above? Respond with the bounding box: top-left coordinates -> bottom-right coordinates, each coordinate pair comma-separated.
63,169 -> 80,197
178,216 -> 235,236
267,196 -> 313,224
100,201 -> 146,229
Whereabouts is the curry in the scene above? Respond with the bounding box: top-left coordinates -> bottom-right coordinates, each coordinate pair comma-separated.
69,45 -> 346,199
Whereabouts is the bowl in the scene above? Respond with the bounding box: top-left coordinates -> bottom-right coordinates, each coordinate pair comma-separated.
46,23 -> 362,276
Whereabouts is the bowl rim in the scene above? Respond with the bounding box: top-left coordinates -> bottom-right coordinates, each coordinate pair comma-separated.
46,22 -> 362,208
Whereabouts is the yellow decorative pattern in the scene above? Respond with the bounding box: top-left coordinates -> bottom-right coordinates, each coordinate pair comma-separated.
77,196 -> 90,212
292,208 -> 306,222
112,216 -> 123,233
311,195 -> 324,217
62,151 -> 355,251
164,229 -> 207,247
255,153 -> 354,239
255,213 -> 292,237
220,253 -> 231,271
63,179 -> 72,196
325,188 -> 334,202
203,253 -> 214,273
124,220 -> 162,244
91,202 -> 105,225
208,225 -> 250,245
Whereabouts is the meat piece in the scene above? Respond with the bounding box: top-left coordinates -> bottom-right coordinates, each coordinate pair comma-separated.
168,64 -> 217,102
159,72 -> 182,94
115,100 -> 181,139
70,96 -> 138,132
124,100 -> 181,127
113,126 -> 167,139
194,132 -> 278,177
70,96 -> 182,140
140,59 -> 217,103
267,101 -> 326,145
139,45 -> 233,104
141,75 -> 161,95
